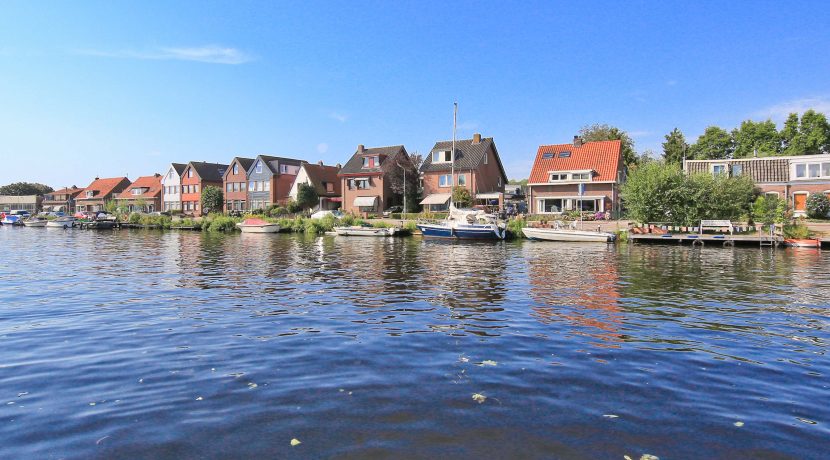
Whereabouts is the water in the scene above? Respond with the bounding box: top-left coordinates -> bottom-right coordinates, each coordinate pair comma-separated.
0,226 -> 828,459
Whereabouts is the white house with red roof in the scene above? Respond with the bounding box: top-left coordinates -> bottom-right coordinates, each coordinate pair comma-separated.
526,137 -> 624,217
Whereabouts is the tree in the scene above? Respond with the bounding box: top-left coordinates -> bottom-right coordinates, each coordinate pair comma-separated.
296,183 -> 319,210
579,124 -> 637,168
619,161 -> 687,224
201,186 -> 223,214
806,193 -> 830,219
662,128 -> 688,166
452,186 -> 472,208
381,153 -> 419,210
781,110 -> 830,155
689,126 -> 733,160
731,119 -> 780,158
753,195 -> 787,224
0,182 -> 53,195
508,179 -> 528,186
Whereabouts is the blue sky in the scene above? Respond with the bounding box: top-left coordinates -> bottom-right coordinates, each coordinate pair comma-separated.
1,0 -> 829,187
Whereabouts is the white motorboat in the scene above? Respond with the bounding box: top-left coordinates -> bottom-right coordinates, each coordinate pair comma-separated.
333,225 -> 397,236
46,217 -> 75,229
523,222 -> 616,243
236,218 -> 280,233
22,218 -> 48,227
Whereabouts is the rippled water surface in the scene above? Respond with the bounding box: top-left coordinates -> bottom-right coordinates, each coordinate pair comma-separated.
1,226 -> 828,459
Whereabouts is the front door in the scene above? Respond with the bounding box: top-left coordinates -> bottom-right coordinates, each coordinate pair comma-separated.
794,193 -> 807,212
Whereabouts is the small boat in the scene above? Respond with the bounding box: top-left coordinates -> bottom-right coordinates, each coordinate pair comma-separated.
417,206 -> 506,240
46,216 -> 75,229
80,220 -> 116,229
22,218 -> 48,227
333,225 -> 397,236
1,215 -> 22,226
522,221 -> 616,243
236,218 -> 280,233
784,238 -> 821,248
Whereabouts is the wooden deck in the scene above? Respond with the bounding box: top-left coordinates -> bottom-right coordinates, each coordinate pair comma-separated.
630,233 -> 784,247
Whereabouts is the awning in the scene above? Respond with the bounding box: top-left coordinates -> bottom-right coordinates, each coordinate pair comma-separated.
475,192 -> 502,199
353,196 -> 378,207
327,197 -> 342,202
420,193 -> 451,205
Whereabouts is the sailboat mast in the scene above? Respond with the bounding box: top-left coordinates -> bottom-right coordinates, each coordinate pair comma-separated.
451,102 -> 457,208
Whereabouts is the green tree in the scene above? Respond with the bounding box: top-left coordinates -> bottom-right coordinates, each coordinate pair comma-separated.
296,183 -> 319,210
752,195 -> 787,224
731,119 -> 780,158
578,124 -> 637,168
689,126 -> 733,160
662,128 -> 688,166
619,161 -> 687,224
104,200 -> 118,214
452,186 -> 472,208
200,185 -> 223,214
0,182 -> 54,195
781,110 -> 830,155
806,193 -> 830,219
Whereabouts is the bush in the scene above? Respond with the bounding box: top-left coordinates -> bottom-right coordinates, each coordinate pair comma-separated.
128,213 -> 142,224
752,195 -> 787,224
806,193 -> 830,219
286,200 -> 302,214
506,218 -> 526,238
269,206 -> 288,217
206,215 -> 239,232
403,221 -> 418,233
784,223 -> 812,239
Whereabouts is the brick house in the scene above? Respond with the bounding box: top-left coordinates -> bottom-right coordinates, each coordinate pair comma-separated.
244,155 -> 306,210
161,163 -> 187,212
222,157 -> 255,212
526,138 -> 624,216
685,154 -> 830,216
74,177 -> 132,213
288,161 -> 343,211
339,145 -> 411,215
180,161 -> 228,215
115,174 -> 162,213
419,133 -> 507,211
43,186 -> 83,214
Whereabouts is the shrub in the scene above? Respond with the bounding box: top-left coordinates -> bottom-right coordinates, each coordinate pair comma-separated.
752,195 -> 787,224
270,206 -> 288,217
806,193 -> 830,219
784,223 -> 811,239
286,200 -> 302,214
206,215 -> 239,232
128,213 -> 141,224
506,218 -> 526,238
403,221 -> 418,233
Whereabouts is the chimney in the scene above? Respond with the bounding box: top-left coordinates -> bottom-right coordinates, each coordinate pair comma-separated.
573,136 -> 583,148
472,133 -> 482,144
318,160 -> 324,166
336,163 -> 342,169
358,144 -> 365,153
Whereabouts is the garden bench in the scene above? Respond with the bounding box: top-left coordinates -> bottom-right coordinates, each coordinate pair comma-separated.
699,219 -> 733,235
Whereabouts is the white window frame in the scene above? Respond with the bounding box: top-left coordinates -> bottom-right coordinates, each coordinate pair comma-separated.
711,164 -> 727,175
458,174 -> 466,186
187,168 -> 193,178
538,198 -> 565,214
439,174 -> 452,187
549,173 -> 567,182
571,172 -> 591,181
255,161 -> 262,174
233,163 -> 238,175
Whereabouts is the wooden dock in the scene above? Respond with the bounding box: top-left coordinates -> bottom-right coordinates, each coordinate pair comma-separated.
630,233 -> 784,247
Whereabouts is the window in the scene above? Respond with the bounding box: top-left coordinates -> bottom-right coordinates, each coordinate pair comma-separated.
325,182 -> 334,193
439,174 -> 453,187
571,172 -> 590,181
559,151 -> 572,158
233,163 -> 238,175
255,161 -> 262,173
168,171 -> 174,179
542,152 -> 554,159
458,174 -> 467,186
795,164 -> 806,178
549,173 -> 567,182
483,153 -> 488,164
264,181 -> 270,192
226,183 -> 232,192
86,191 -> 94,198
249,181 -> 255,192
131,188 -> 143,195
577,200 -> 597,212
356,179 -> 369,189
765,191 -> 780,198
433,150 -> 452,163
540,198 -> 564,213
823,163 -> 830,177
188,169 -> 193,178
712,164 -> 727,175
193,185 -> 199,193
731,164 -> 743,176
809,163 -> 821,178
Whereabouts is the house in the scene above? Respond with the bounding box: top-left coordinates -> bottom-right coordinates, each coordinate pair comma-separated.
419,133 -> 508,211
246,155 -> 306,210
339,144 -> 411,215
223,157 -> 256,212
684,154 -> 830,216
43,186 -> 83,214
115,174 -> 162,213
288,161 -> 343,211
526,137 -> 624,216
180,162 -> 228,215
74,177 -> 132,212
0,195 -> 42,213
161,163 -> 187,212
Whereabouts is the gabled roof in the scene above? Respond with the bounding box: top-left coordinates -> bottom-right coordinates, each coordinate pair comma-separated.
421,137 -> 508,181
187,161 -> 229,182
116,174 -> 162,200
300,163 -> 342,196
50,186 -> 83,196
529,140 -> 622,184
77,177 -> 131,201
249,155 -> 306,175
339,145 -> 406,175
224,157 -> 256,179
170,163 -> 187,176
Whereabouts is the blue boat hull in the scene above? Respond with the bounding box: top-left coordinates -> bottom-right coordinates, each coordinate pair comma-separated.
417,223 -> 503,240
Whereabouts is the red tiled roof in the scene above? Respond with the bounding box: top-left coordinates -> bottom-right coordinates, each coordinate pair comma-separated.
51,186 -> 83,196
528,140 -> 622,184
77,177 -> 131,201
116,174 -> 161,200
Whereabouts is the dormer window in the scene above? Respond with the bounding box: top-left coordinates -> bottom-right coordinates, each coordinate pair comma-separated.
542,152 -> 554,159
559,151 -> 572,158
361,156 -> 380,168
549,173 -> 567,182
325,182 -> 334,193
255,161 -> 262,174
432,150 -> 452,163
281,164 -> 288,173
571,172 -> 590,181
131,188 -> 143,195
86,191 -> 95,198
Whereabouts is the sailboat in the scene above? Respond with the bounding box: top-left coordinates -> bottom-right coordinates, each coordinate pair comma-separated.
416,103 -> 506,240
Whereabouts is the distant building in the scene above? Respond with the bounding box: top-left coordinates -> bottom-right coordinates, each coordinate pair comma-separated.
289,161 -> 343,211
223,157 -> 256,212
338,144 -> 411,215
116,174 -> 162,213
0,195 -> 42,213
75,177 -> 132,213
181,162 -> 228,215
43,186 -> 83,214
160,163 -> 187,212
526,137 -> 624,216
246,155 -> 305,210
685,154 -> 830,216
419,133 -> 507,211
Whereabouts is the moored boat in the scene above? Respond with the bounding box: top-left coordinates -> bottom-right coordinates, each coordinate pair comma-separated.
22,218 -> 48,227
236,218 -> 280,233
46,216 -> 76,229
334,225 -> 397,236
1,215 -> 23,226
417,206 -> 506,240
522,225 -> 616,243
783,238 -> 821,248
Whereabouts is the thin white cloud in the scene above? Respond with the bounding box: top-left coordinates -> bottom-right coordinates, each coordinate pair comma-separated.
628,130 -> 652,139
74,45 -> 253,65
316,143 -> 329,154
457,121 -> 479,131
327,112 -> 348,123
754,96 -> 830,123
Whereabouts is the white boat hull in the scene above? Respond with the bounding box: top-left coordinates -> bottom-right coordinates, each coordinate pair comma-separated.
23,220 -> 48,227
236,223 -> 281,233
522,227 -> 616,242
46,218 -> 75,229
334,226 -> 397,236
